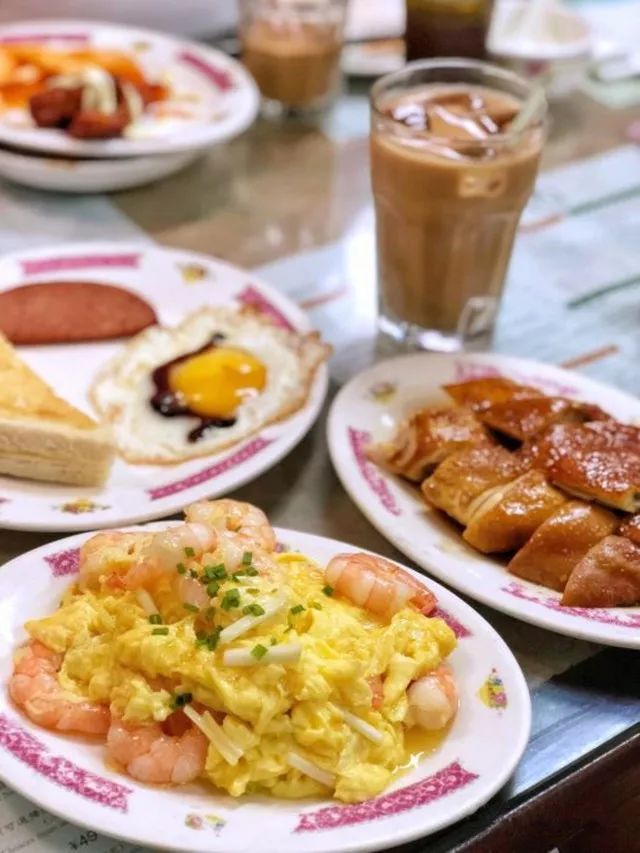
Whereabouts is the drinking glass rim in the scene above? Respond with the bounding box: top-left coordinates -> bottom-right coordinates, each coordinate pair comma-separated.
371,57 -> 548,146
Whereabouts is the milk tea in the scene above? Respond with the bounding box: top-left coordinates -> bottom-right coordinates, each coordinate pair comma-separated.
371,78 -> 544,345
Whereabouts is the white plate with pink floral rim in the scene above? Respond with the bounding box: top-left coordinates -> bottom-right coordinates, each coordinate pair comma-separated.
0,525 -> 530,853
0,20 -> 258,158
327,353 -> 640,649
0,242 -> 328,532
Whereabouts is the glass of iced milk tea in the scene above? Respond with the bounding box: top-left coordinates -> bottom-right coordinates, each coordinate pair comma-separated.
240,0 -> 348,115
370,59 -> 546,351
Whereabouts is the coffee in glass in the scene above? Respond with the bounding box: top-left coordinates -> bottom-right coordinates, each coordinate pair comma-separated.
370,59 -> 546,351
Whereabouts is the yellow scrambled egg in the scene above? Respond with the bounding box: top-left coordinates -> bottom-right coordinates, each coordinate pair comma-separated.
25,552 -> 456,803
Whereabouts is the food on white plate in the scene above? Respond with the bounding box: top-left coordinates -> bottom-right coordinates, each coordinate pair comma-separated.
421,444 -> 526,526
367,375 -> 640,609
522,420 -> 640,512
9,499 -> 459,803
368,405 -> 492,482
462,469 -> 567,554
507,501 -> 618,591
0,44 -> 167,139
0,333 -> 113,486
561,536 -> 640,608
90,307 -> 331,464
0,281 -> 158,345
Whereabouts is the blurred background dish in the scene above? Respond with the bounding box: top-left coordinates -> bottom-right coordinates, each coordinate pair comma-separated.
0,19 -> 259,158
0,145 -> 199,192
0,0 -> 239,41
341,37 -> 405,78
488,0 -> 592,99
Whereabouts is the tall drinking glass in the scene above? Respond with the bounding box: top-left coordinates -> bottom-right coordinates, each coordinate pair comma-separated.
370,59 -> 546,351
239,0 -> 348,116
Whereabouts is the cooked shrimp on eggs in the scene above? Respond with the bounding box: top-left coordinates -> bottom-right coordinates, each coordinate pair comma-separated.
10,500 -> 459,804
90,307 -> 330,464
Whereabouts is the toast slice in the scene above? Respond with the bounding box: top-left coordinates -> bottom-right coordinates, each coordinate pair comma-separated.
0,333 -> 114,486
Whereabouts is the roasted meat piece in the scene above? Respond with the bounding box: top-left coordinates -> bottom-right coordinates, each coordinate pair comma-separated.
367,406 -> 491,482
443,377 -> 541,413
463,469 -> 567,554
68,104 -> 130,139
562,535 -> 640,607
421,444 -> 526,525
524,421 -> 640,512
29,85 -> 82,128
480,396 -> 610,442
507,501 -> 618,591
620,514 -> 640,546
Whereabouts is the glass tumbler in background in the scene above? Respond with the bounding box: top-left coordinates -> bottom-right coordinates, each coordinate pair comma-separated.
405,0 -> 494,61
370,59 -> 546,352
239,0 -> 348,116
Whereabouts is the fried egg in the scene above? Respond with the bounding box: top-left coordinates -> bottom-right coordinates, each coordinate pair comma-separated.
90,307 -> 329,464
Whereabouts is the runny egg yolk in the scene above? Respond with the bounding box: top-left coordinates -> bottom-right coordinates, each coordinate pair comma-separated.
168,347 -> 266,419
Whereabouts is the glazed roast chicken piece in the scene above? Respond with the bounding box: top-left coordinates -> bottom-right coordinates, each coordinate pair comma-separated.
507,500 -> 618,591
421,444 -> 527,525
479,396 -> 610,442
524,420 -> 640,512
366,406 -> 491,483
442,377 -> 542,413
620,514 -> 640,546
463,469 -> 567,554
562,535 -> 640,607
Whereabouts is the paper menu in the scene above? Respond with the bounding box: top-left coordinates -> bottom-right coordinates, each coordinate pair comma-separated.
0,782 -> 147,853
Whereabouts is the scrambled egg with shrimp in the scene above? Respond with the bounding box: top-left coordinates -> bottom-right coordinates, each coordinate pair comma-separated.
16,501 -> 457,804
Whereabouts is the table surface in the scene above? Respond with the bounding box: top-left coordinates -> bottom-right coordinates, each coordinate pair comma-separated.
1,70 -> 639,852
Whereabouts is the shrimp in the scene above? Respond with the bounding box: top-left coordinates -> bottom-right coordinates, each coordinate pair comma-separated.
79,531 -> 150,590
325,553 -> 437,618
405,665 -> 458,730
9,640 -> 110,735
186,499 -> 276,553
118,522 -> 218,591
107,715 -> 208,784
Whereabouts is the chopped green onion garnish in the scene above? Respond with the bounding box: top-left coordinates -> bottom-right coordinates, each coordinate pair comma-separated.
190,569 -> 198,578
251,643 -> 268,660
290,604 -> 305,615
183,603 -> 199,613
176,562 -> 187,575
242,603 -> 265,617
311,602 -> 322,610
206,628 -> 221,650
247,587 -> 259,595
245,566 -> 259,577
149,613 -> 163,625
211,564 -> 228,579
270,637 -> 277,646
170,691 -> 193,709
207,581 -> 220,597
242,551 -> 253,566
152,627 -> 169,636
322,585 -> 334,597
184,546 -> 195,557
221,589 -> 241,611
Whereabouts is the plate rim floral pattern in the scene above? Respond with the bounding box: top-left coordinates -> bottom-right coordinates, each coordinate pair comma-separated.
327,352 -> 640,650
0,525 -> 531,853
